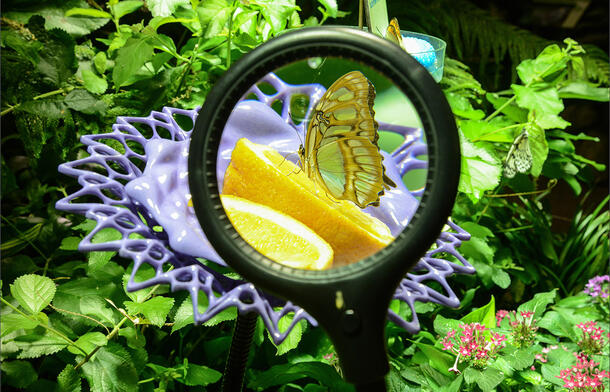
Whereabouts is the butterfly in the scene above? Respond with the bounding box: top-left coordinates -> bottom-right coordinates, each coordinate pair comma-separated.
298,71 -> 396,209
385,18 -> 405,50
504,129 -> 533,178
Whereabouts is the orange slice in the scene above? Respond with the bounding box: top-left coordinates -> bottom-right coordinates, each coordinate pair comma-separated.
222,138 -> 393,267
221,195 -> 333,270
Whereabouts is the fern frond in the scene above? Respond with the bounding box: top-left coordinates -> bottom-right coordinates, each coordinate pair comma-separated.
558,195 -> 610,293
582,44 -> 610,85
441,57 -> 485,99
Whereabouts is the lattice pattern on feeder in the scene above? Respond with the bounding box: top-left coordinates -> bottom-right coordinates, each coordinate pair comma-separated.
56,73 -> 474,343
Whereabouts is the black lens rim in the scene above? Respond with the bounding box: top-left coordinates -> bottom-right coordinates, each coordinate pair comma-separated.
188,26 -> 460,293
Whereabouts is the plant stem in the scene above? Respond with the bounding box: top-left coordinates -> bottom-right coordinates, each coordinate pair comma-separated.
1,215 -> 52,276
484,95 -> 516,123
73,276 -> 174,369
484,60 -> 558,123
498,224 -> 534,233
49,304 -> 110,334
173,37 -> 203,101
471,123 -> 524,143
226,2 -> 238,69
485,180 -> 557,198
1,86 -> 74,117
74,316 -> 129,370
0,297 -> 89,356
537,263 -> 569,296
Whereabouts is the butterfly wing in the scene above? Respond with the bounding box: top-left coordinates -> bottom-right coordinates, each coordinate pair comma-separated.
504,130 -> 532,178
303,71 -> 396,208
385,18 -> 405,50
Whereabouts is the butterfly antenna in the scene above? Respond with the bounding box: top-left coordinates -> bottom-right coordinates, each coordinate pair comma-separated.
279,151 -> 299,169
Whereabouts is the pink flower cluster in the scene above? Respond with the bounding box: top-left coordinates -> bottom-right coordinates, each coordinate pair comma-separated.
496,309 -> 539,347
576,321 -> 609,355
441,323 -> 506,372
557,353 -> 610,391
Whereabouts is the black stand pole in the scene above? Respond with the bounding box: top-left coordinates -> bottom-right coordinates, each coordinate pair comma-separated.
221,311 -> 259,392
355,378 -> 387,392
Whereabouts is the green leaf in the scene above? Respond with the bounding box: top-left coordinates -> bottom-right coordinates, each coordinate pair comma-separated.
28,20 -> 77,86
558,82 -> 610,102
477,367 -> 504,392
14,330 -> 68,359
258,0 -> 299,35
64,89 -> 107,115
124,296 -> 175,327
1,360 -> 37,388
203,307 -> 237,327
60,236 -> 82,251
10,274 -> 56,314
88,251 -> 115,271
517,289 -> 556,319
458,236 -> 494,264
112,37 -> 154,87
317,0 -> 338,18
541,364 -> 564,386
66,7 -> 113,18
19,99 -> 67,120
458,133 -> 502,201
414,342 -> 454,376
82,69 -> 108,94
516,44 -> 568,85
247,362 -> 351,391
513,85 -> 564,114
79,296 -> 117,326
526,123 -> 548,177
304,384 -> 329,392
269,313 -> 304,355
548,139 -> 575,154
54,277 -> 119,325
1,313 -> 39,337
5,1 -> 110,37
68,332 -> 107,355
446,93 -> 485,120
485,93 -> 528,123
110,1 -> 144,20
546,347 -> 576,369
58,364 -> 82,392
118,326 -> 146,348
183,363 -> 222,386
462,366 -> 479,385
491,269 -> 511,289
433,315 -> 462,337
147,0 -> 190,17
438,374 -> 463,392
93,52 -> 108,74
171,297 -> 195,333
519,369 -> 543,385
460,296 -> 495,329
81,342 -> 138,392
460,117 -> 516,143
195,0 -> 230,36
537,310 -> 577,339
503,345 -> 537,371
463,367 -> 505,391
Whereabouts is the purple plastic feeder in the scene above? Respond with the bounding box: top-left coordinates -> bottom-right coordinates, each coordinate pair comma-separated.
56,72 -> 474,344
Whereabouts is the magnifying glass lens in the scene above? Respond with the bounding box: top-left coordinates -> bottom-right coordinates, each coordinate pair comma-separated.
215,57 -> 428,270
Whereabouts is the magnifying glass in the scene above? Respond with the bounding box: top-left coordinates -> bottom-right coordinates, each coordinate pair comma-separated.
188,27 -> 459,390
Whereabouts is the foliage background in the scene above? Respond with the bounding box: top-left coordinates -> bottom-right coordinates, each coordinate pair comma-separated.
1,0 -> 609,391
